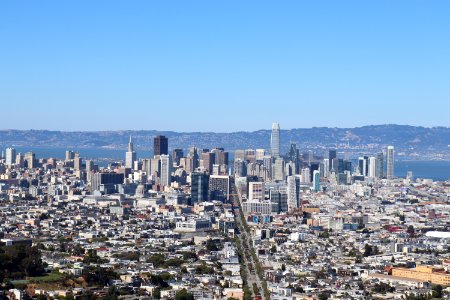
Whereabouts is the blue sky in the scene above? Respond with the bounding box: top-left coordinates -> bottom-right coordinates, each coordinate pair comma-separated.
1,1 -> 449,132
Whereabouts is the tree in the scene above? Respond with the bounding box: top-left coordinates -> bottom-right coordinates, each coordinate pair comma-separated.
432,284 -> 443,298
270,245 -> 277,253
206,239 -> 219,252
174,289 -> 194,300
104,286 -> 118,300
407,225 -> 415,236
72,244 -> 85,256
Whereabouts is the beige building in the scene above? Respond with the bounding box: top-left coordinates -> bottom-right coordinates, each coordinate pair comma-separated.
392,265 -> 450,286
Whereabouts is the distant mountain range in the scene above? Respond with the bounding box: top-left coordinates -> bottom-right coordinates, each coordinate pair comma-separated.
0,125 -> 449,155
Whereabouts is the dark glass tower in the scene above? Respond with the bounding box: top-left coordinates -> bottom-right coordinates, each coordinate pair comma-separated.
153,135 -> 168,156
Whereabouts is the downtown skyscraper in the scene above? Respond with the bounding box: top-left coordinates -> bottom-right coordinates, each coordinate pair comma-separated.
386,146 -> 395,180
271,123 -> 280,158
125,136 -> 136,169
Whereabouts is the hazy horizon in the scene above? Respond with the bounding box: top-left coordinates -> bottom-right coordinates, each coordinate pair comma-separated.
0,123 -> 449,134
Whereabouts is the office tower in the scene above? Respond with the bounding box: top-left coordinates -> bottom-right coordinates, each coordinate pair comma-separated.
125,136 -> 137,169
213,148 -> 229,166
24,152 -> 35,169
15,153 -> 24,168
271,123 -> 280,158
209,175 -> 230,202
364,156 -> 369,177
313,170 -> 320,192
344,160 -> 352,172
172,149 -> 184,165
191,172 -> 209,204
201,151 -> 215,173
368,157 -> 377,178
289,143 -> 300,174
244,149 -> 256,163
358,157 -> 366,176
91,172 -> 125,191
160,154 -> 172,186
272,157 -> 285,181
323,159 -> 330,178
5,148 -> 15,167
188,147 -> 199,169
310,162 -> 320,182
134,160 -> 141,171
234,160 -> 247,177
65,150 -> 75,161
270,189 -> 289,213
301,168 -> 311,183
150,156 -> 161,179
234,150 -> 245,162
153,135 -> 168,156
74,152 -> 82,171
329,149 -> 337,162
141,158 -> 151,175
255,149 -> 265,161
287,175 -> 301,211
376,152 -> 384,178
248,182 -> 265,201
86,160 -> 94,183
387,146 -> 395,180
263,156 -> 272,180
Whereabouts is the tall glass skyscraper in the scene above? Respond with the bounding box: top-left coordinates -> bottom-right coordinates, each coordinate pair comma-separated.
387,146 -> 394,180
271,122 -> 280,158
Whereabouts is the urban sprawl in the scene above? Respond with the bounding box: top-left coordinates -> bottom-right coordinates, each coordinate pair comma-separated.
1,123 -> 450,300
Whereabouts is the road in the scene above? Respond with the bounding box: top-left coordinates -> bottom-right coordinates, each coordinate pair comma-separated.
231,185 -> 268,300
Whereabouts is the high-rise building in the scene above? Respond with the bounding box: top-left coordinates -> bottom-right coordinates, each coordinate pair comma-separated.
172,149 -> 184,165
86,160 -> 94,183
255,149 -> 265,161
313,170 -> 320,192
387,146 -> 395,180
201,151 -> 215,173
65,150 -> 75,161
5,148 -> 15,167
271,123 -> 280,158
153,135 -> 168,156
188,147 -> 199,170
74,152 -> 82,171
24,152 -> 35,169
368,157 -> 377,178
323,159 -> 330,178
160,154 -> 172,186
234,159 -> 247,177
15,153 -> 24,168
92,172 -> 124,191
248,182 -> 265,201
270,189 -> 289,213
289,143 -> 300,174
209,175 -> 231,202
287,175 -> 301,210
358,157 -> 367,176
191,172 -> 209,204
272,157 -> 285,181
125,136 -> 137,169
301,168 -> 310,183
329,149 -> 337,171
376,152 -> 384,178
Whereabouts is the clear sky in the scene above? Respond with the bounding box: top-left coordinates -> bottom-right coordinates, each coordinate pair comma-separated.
1,1 -> 449,132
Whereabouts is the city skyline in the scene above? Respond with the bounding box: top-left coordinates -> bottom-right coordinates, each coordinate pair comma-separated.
2,2 -> 450,299
1,1 -> 450,131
